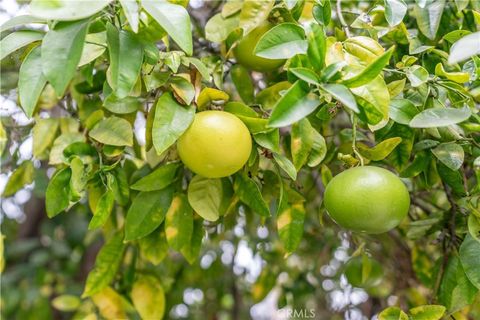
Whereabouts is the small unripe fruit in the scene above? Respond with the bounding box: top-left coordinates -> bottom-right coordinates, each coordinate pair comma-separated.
177,111 -> 252,178
324,166 -> 410,234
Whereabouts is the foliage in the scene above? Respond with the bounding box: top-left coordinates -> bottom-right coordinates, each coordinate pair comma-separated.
1,0 -> 480,319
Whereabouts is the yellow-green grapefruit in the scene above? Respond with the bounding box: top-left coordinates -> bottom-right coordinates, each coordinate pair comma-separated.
233,23 -> 285,72
177,111 -> 252,178
324,166 -> 410,234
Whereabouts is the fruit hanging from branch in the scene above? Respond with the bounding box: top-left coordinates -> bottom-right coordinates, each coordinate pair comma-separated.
324,166 -> 410,234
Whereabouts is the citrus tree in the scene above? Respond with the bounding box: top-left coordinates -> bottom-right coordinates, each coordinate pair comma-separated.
1,0 -> 480,319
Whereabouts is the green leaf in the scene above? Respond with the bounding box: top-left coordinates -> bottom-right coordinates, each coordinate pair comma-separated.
17,46 -> 45,118
231,64 -> 254,104
170,76 -> 195,105
312,1 -> 331,26
254,130 -> 281,153
359,137 -> 403,161
88,175 -> 115,230
389,99 -> 419,125
409,106 -> 471,128
468,215 -> 480,242
30,0 -> 111,21
106,24 -> 144,99
437,162 -> 466,196
165,194 -> 193,251
49,134 -> 84,165
448,32 -> 480,64
307,23 -> 326,71
414,0 -> 446,40
41,19 -> 89,96
409,305 -> 445,320
384,123 -> 414,170
2,161 -> 34,197
400,152 -> 430,178
139,228 -> 169,265
459,234 -> 480,290
33,118 -> 59,158
344,36 -> 384,63
431,143 -> 464,171
384,0 -> 407,26
254,23 -> 307,59
268,81 -> 321,128
46,168 -> 71,218
69,156 -> 86,201
351,75 -> 390,125
234,115 -> 269,133
289,67 -> 320,85
224,101 -> 258,117
0,30 -> 43,61
131,276 -> 165,320
205,13 -> 240,43
378,307 -> 409,320
273,153 -> 297,180
0,15 -> 45,33
307,128 -> 327,167
387,78 -> 406,98
180,218 -> 204,264
234,173 -> 270,217
103,95 -> 141,114
142,0 -> 193,55
79,32 -> 107,67
239,0 -> 273,34
131,163 -> 180,191
187,175 -> 223,221
291,118 -> 314,170
342,47 -> 394,88
406,65 -> 429,87
89,116 -> 133,146
119,0 -> 139,33
112,168 -> 129,206
256,81 -> 292,110
124,187 -> 174,241
439,255 -> 478,313
182,57 -> 211,81
277,193 -> 305,254
320,83 -> 359,113
83,232 -> 125,297
152,93 -> 195,155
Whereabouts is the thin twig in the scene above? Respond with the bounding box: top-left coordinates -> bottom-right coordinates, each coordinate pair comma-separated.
350,113 -> 364,166
336,0 -> 351,37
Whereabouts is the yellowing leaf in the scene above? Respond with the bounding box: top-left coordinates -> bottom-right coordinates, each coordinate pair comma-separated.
435,63 -> 469,83
359,137 -> 403,161
131,276 -> 165,320
92,287 -> 127,320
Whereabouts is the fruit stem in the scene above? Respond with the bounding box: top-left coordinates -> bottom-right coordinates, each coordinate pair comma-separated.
350,113 -> 365,166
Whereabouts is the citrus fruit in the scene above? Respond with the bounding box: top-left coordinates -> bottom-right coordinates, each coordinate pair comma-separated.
177,111 -> 252,178
323,166 -> 410,234
233,23 -> 285,72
